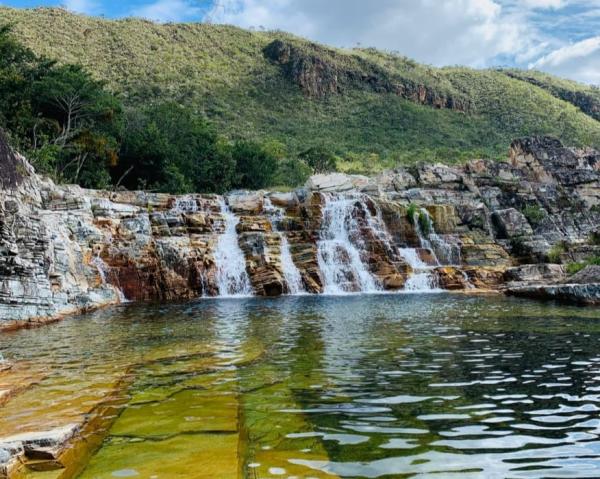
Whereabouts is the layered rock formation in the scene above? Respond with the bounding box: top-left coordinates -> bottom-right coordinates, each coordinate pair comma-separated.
1,134 -> 600,330
263,39 -> 469,110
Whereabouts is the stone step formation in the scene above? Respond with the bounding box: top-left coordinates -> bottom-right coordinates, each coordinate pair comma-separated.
1,133 -> 600,334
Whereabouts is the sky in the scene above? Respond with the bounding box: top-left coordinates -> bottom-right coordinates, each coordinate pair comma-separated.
3,0 -> 600,84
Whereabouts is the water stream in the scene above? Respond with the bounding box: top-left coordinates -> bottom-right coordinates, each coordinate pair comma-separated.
2,295 -> 600,478
90,255 -> 128,303
263,198 -> 306,295
317,194 -> 381,294
214,199 -> 253,297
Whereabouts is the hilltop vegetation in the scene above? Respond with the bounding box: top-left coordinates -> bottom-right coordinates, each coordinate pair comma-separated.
1,6 -> 600,189
0,24 -> 295,192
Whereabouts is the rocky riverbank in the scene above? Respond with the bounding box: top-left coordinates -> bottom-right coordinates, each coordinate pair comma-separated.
1,134 -> 599,330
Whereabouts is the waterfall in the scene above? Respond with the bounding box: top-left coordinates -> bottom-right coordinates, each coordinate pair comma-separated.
91,255 -> 128,303
263,198 -> 306,295
394,210 -> 440,292
317,194 -> 380,294
214,199 -> 253,297
414,209 -> 461,266
404,272 -> 438,291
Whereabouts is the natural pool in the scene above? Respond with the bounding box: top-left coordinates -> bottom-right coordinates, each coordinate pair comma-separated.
1,294 -> 600,478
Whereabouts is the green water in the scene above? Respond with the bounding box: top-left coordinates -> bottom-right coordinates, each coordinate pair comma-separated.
2,294 -> 600,478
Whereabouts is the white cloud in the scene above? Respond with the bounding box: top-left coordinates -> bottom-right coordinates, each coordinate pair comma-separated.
208,0 -> 539,68
531,36 -> 600,84
203,0 -> 600,83
63,0 -> 99,14
133,0 -> 203,22
521,0 -> 565,9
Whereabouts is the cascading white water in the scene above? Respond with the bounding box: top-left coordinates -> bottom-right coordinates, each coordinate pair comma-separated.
395,209 -> 440,292
397,247 -> 428,270
404,272 -> 438,291
317,194 -> 380,294
91,255 -> 128,302
405,207 -> 470,291
214,199 -> 253,297
263,198 -> 306,295
415,209 -> 461,266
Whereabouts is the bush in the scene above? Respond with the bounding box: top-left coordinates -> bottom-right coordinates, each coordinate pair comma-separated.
231,140 -> 279,190
547,242 -> 566,263
406,203 -> 418,224
0,25 -> 122,189
522,204 -> 546,227
418,211 -> 431,236
566,256 -> 600,275
274,157 -> 311,187
117,102 -> 236,193
299,146 -> 337,174
566,262 -> 586,275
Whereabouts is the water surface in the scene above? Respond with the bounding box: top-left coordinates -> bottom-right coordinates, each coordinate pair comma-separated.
2,294 -> 600,478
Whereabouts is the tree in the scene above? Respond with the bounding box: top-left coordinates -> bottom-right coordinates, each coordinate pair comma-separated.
117,102 -> 236,193
298,146 -> 337,174
274,158 -> 311,187
231,140 -> 278,190
0,25 -> 122,188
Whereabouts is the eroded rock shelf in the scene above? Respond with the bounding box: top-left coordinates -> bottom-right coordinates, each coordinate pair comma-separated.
1,134 -> 600,333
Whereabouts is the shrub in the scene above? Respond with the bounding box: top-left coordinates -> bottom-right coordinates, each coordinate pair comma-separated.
547,242 -> 566,264
522,204 -> 546,227
406,203 -> 418,224
274,157 -> 311,187
566,262 -> 586,275
418,211 -> 431,236
231,140 -> 279,190
566,256 -> 600,275
298,146 -> 337,174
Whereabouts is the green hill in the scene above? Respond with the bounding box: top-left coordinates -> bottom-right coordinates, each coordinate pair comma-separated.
2,6 -> 600,172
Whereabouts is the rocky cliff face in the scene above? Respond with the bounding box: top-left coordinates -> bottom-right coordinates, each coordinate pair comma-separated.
263,39 -> 469,110
1,134 -> 599,330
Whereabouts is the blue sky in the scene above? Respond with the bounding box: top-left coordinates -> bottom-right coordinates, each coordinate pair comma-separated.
2,0 -> 599,84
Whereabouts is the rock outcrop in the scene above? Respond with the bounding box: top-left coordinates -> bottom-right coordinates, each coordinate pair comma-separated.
263,39 -> 470,110
1,134 -> 600,329
507,283 -> 600,305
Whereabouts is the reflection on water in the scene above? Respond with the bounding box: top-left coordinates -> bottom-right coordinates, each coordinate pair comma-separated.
1,295 -> 600,478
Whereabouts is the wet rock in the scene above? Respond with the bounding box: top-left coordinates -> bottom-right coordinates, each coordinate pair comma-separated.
460,242 -> 512,268
435,267 -> 471,290
268,192 -> 299,209
507,283 -> 600,305
425,205 -> 459,234
0,424 -> 80,476
2,133 -> 600,327
505,264 -> 566,285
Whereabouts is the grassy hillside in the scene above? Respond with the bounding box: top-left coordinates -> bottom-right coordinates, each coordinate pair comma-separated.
2,6 -> 600,171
